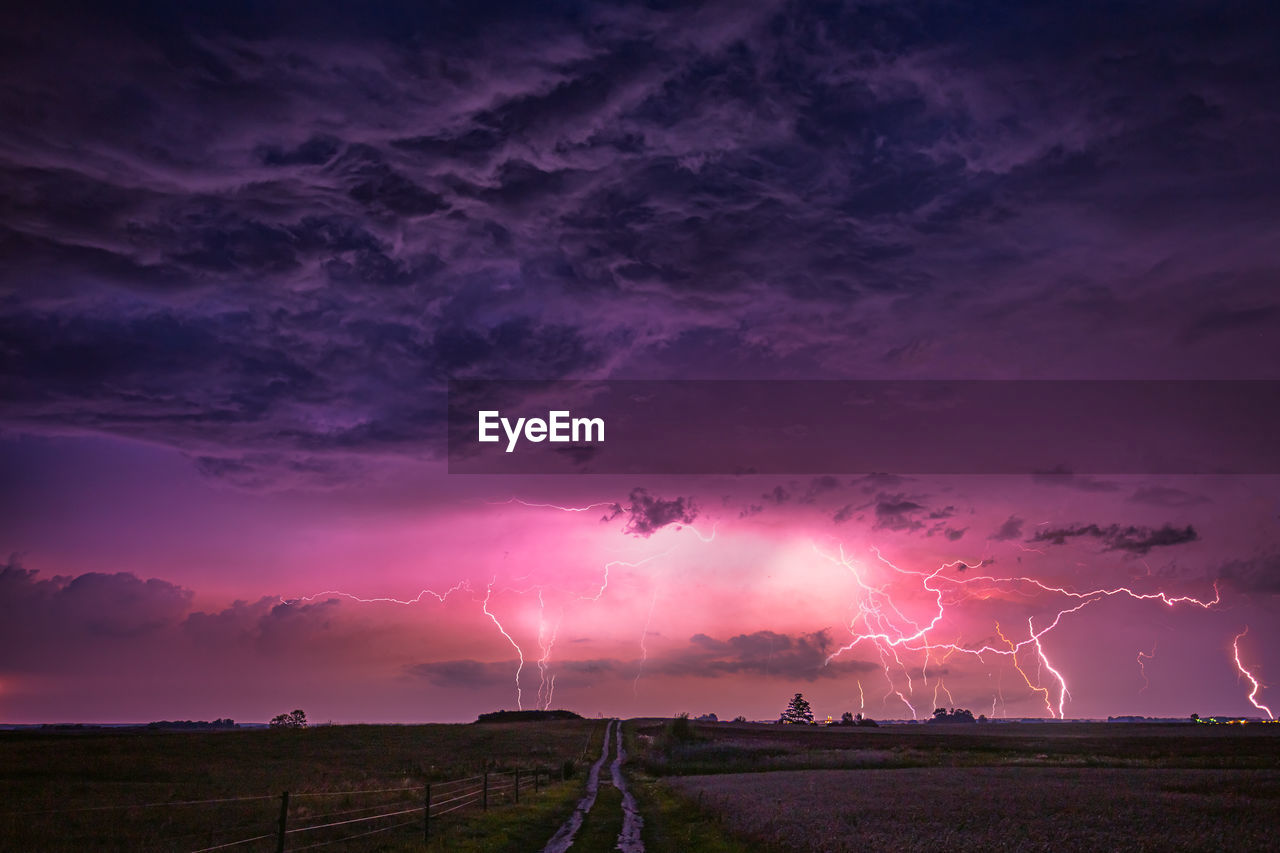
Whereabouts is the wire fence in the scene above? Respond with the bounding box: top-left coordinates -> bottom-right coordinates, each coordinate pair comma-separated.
4,767 -> 561,852
183,767 -> 555,851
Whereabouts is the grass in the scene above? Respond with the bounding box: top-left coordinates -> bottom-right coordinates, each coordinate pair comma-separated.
572,778 -> 624,849
631,718 -> 1280,852
664,767 -> 1280,852
632,719 -> 1280,775
621,720 -> 767,853
0,719 -> 606,852
4,718 -> 1277,851
628,773 -> 767,853
417,777 -> 591,853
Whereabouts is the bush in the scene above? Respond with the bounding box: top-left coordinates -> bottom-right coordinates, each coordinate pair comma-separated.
669,712 -> 697,742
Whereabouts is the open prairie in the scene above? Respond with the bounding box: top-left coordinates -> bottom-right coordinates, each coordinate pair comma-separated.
667,766 -> 1280,852
632,719 -> 1280,852
0,720 -> 605,852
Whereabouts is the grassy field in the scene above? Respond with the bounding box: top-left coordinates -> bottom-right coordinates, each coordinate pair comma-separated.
632,719 -> 1280,774
636,719 -> 1280,852
0,719 -> 606,852
4,718 -> 1277,852
666,767 -> 1280,852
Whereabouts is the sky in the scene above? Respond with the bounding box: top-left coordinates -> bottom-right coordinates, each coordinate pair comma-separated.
1,0 -> 1277,724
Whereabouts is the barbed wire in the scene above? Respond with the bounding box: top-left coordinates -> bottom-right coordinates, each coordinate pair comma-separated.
188,831 -> 275,852
287,816 -> 421,851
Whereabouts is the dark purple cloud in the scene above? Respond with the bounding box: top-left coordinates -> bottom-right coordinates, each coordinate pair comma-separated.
1,2 -> 1278,486
1031,523 -> 1199,555
603,488 -> 698,536
1215,551 -> 1280,595
1128,485 -> 1212,508
1030,468 -> 1121,493
989,515 -> 1025,541
410,628 -> 878,689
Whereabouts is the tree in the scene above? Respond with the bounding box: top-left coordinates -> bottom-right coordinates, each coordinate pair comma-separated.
780,693 -> 814,725
929,707 -> 975,724
270,709 -> 308,729
841,711 -> 855,725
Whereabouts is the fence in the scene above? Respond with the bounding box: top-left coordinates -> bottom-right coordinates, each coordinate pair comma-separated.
7,768 -> 558,852
199,768 -> 555,852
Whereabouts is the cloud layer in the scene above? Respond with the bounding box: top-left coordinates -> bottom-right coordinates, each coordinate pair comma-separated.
2,1 -> 1279,485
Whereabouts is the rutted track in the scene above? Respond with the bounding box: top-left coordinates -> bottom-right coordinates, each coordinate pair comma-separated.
541,718 -> 645,853
610,720 -> 644,853
541,719 -> 616,853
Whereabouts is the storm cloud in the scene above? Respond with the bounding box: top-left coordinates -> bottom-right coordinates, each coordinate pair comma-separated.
1,1 -> 1278,486
1030,523 -> 1199,555
604,488 -> 698,536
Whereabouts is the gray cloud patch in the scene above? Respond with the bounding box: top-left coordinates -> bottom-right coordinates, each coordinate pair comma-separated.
1031,523 -> 1199,555
1215,551 -> 1280,595
1030,467 -> 1120,493
603,488 -> 698,536
990,515 -> 1025,541
1128,485 -> 1211,508
658,629 -> 877,681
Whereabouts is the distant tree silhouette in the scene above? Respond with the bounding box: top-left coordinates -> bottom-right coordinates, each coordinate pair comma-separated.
841,711 -> 855,725
732,715 -> 747,723
270,709 -> 308,729
929,707 -> 976,724
780,693 -> 814,725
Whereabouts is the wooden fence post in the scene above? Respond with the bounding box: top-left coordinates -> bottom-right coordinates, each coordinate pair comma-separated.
514,769 -> 520,804
423,783 -> 431,843
276,791 -> 289,853
482,771 -> 488,811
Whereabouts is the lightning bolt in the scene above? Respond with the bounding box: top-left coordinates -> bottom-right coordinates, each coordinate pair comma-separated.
1137,642 -> 1157,694
536,589 -> 563,711
1233,627 -> 1274,720
280,580 -> 471,606
489,497 -> 619,513
482,579 -> 525,710
817,542 -> 1216,719
276,498 -> 1241,720
633,588 -> 659,698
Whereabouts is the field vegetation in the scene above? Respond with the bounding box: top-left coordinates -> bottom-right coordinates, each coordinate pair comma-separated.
631,718 -> 1280,852
0,719 -> 605,852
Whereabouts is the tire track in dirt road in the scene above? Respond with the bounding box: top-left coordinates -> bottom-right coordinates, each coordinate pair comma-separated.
542,719 -> 616,853
541,718 -> 645,853
609,719 -> 644,853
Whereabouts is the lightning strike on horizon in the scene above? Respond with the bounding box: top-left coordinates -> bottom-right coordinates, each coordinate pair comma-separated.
1029,614 -> 1071,719
482,579 -> 525,711
1137,642 -> 1157,694
1233,627 -> 1275,720
536,589 -> 564,711
633,587 -> 660,698
996,620 -> 1054,717
816,542 -> 1219,719
279,501 -> 1239,720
